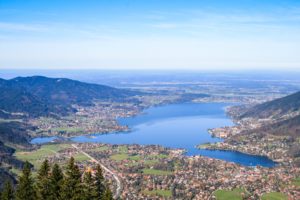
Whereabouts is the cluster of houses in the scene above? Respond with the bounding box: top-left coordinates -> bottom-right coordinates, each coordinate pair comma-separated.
71,143 -> 300,199
29,101 -> 141,137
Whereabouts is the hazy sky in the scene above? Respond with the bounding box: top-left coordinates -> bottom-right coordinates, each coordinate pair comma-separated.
0,0 -> 300,70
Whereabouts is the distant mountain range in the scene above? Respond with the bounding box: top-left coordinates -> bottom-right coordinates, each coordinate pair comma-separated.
0,76 -> 138,117
239,91 -> 300,119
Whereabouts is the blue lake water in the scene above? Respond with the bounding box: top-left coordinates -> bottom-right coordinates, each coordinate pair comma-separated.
31,103 -> 276,167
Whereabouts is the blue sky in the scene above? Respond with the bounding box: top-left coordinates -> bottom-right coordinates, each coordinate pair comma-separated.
0,0 -> 300,70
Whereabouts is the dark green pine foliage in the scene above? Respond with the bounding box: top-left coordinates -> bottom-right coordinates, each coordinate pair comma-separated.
1,180 -> 14,200
103,185 -> 113,200
36,159 -> 51,200
94,165 -> 105,200
82,171 -> 97,200
49,163 -> 63,200
61,157 -> 83,200
15,161 -> 36,200
2,158 -> 113,200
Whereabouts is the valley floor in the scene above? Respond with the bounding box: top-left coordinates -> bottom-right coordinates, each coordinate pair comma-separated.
12,143 -> 300,200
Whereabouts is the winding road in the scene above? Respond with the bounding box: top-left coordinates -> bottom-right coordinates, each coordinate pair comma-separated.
71,144 -> 122,199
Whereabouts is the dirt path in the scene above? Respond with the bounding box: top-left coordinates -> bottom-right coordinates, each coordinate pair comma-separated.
71,144 -> 122,199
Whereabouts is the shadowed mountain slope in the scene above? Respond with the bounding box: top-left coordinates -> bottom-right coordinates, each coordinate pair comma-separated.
239,91 -> 300,119
0,76 -> 138,117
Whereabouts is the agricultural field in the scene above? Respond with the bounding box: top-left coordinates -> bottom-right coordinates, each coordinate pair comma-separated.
261,192 -> 288,200
213,188 -> 249,200
14,144 -> 72,170
142,168 -> 173,176
110,153 -> 129,161
89,146 -> 109,152
73,152 -> 90,161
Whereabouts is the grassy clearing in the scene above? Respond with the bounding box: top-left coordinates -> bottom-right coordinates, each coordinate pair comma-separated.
292,177 -> 300,187
110,154 -> 129,161
127,159 -> 159,167
143,189 -> 172,197
73,153 -> 90,161
148,154 -> 168,159
110,152 -> 156,163
90,146 -> 109,152
142,168 -> 173,176
213,188 -> 248,200
14,144 -> 71,170
117,146 -> 128,153
42,144 -> 72,152
15,148 -> 55,160
129,155 -> 141,161
261,192 -> 288,200
52,127 -> 84,133
144,160 -> 159,166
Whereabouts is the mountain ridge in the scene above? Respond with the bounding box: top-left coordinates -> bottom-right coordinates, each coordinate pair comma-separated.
239,91 -> 300,119
0,76 -> 138,117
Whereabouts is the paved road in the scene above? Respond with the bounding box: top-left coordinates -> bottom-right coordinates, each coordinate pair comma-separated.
71,144 -> 122,199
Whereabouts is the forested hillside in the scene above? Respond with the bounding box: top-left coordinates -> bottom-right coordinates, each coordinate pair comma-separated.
239,91 -> 300,119
0,76 -> 138,117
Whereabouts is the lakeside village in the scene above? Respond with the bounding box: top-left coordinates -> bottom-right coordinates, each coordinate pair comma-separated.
28,94 -> 191,138
14,94 -> 299,199
200,108 -> 300,166
14,143 -> 300,200
27,92 -> 278,138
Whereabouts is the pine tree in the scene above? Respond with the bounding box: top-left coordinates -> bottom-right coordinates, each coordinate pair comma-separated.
49,163 -> 63,200
94,165 -> 105,199
1,180 -> 14,200
82,171 -> 97,200
61,157 -> 83,200
15,161 -> 36,200
102,184 -> 113,200
36,159 -> 51,200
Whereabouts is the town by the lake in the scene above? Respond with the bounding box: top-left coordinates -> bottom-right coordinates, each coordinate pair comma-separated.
1,1 -> 300,200
4,73 -> 298,200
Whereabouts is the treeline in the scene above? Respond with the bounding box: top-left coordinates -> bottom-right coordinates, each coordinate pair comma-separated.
0,157 -> 113,200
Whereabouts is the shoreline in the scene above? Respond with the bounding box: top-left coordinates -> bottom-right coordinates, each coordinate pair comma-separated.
197,143 -> 278,165
200,106 -> 289,165
30,102 -> 279,167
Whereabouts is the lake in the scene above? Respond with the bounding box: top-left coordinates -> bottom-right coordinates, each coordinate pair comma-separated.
31,102 -> 276,167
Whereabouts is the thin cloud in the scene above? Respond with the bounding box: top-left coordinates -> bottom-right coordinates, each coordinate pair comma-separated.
0,22 -> 49,32
146,8 -> 300,36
